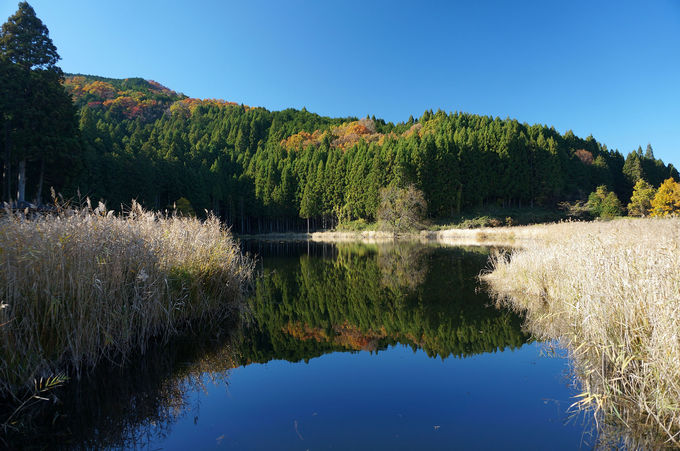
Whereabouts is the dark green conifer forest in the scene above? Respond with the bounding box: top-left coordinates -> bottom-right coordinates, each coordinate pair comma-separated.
1,3 -> 678,232
55,74 -> 677,232
0,2 -> 78,206
3,72 -> 677,233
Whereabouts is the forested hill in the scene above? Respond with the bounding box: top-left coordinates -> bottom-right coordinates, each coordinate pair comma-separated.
64,74 -> 185,118
55,74 -> 678,233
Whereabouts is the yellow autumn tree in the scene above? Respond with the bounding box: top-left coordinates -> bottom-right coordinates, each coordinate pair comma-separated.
627,179 -> 655,217
649,178 -> 680,217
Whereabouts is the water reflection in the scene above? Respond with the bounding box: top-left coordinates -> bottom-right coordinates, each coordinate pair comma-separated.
9,325 -> 241,449
241,241 -> 529,363
14,241 -> 532,449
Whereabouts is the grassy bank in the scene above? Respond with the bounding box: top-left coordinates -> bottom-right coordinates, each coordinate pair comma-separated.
0,202 -> 252,403
483,218 -> 680,447
430,205 -> 570,229
331,206 -> 570,233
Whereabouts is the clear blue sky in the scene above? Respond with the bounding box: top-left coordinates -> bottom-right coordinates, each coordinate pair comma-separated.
2,0 -> 679,166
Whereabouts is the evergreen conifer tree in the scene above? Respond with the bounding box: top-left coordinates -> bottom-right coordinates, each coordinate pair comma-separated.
0,2 -> 78,204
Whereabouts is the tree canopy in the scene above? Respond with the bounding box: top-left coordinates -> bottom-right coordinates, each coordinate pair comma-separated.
2,4 -> 679,225
53,73 -> 680,232
60,78 -> 678,232
1,2 -> 78,205
0,2 -> 59,70
650,178 -> 680,217
378,184 -> 427,232
627,179 -> 655,217
587,185 -> 623,219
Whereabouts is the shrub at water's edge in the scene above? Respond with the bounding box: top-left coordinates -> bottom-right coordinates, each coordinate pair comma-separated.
482,218 -> 680,447
0,201 -> 253,399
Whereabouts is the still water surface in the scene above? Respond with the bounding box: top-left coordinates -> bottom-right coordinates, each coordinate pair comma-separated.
38,241 -> 593,449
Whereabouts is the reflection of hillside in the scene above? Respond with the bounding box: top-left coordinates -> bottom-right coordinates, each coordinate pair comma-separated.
241,242 -> 529,364
283,321 -> 387,352
13,242 -> 527,447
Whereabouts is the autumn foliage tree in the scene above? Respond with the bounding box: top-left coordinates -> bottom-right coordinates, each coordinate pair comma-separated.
378,184 -> 427,233
649,178 -> 680,217
627,179 -> 656,217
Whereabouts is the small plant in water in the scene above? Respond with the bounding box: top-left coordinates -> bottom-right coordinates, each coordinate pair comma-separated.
1,373 -> 68,439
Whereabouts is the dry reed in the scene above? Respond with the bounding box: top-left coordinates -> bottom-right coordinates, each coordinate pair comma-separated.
0,201 -> 252,398
483,218 -> 680,447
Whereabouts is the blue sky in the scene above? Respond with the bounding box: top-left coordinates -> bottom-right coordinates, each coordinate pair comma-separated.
2,0 -> 679,166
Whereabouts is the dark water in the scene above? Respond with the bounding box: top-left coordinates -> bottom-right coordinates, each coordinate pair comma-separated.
16,241 -> 593,449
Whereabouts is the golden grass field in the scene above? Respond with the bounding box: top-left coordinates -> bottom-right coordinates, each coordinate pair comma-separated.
483,217 -> 680,447
0,202 -> 252,399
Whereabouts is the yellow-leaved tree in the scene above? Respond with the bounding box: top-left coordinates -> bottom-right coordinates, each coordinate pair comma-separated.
627,179 -> 656,217
649,178 -> 680,217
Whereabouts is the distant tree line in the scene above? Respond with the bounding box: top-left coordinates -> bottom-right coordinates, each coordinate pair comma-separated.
2,4 -> 678,232
66,84 -> 677,232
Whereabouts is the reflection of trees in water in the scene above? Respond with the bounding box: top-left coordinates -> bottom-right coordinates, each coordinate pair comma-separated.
14,243 -> 528,448
243,243 -> 529,364
375,242 -> 428,292
8,324 -> 241,449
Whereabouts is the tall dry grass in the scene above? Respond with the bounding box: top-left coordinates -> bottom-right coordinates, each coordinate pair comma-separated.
483,218 -> 680,447
0,201 -> 252,398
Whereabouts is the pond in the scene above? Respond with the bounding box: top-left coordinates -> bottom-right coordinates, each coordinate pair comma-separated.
17,241 -> 594,449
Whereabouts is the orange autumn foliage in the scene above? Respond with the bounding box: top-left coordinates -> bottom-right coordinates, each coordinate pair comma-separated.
279,130 -> 325,150
63,75 -> 247,122
84,80 -> 117,99
574,149 -> 594,165
280,320 -> 441,353
282,321 -> 390,352
103,96 -> 138,119
280,118 -> 383,151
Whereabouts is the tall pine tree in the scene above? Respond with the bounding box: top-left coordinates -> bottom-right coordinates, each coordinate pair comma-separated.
0,2 -> 78,204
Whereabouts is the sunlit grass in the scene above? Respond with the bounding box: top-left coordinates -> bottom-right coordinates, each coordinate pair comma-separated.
483,217 -> 680,447
0,201 -> 252,399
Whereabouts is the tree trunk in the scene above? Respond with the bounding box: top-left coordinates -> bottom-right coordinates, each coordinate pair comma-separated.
3,121 -> 10,204
17,158 -> 26,204
240,197 -> 244,233
36,157 -> 45,205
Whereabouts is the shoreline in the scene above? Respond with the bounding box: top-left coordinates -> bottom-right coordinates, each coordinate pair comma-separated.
237,223 -> 560,247
483,217 -> 680,446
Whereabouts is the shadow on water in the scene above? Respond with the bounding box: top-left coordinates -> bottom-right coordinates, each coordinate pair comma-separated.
4,320 -> 243,449
8,241 -> 531,449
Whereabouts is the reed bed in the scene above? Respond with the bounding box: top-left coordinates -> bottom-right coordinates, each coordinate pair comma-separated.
0,202 -> 253,398
483,218 -> 680,447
